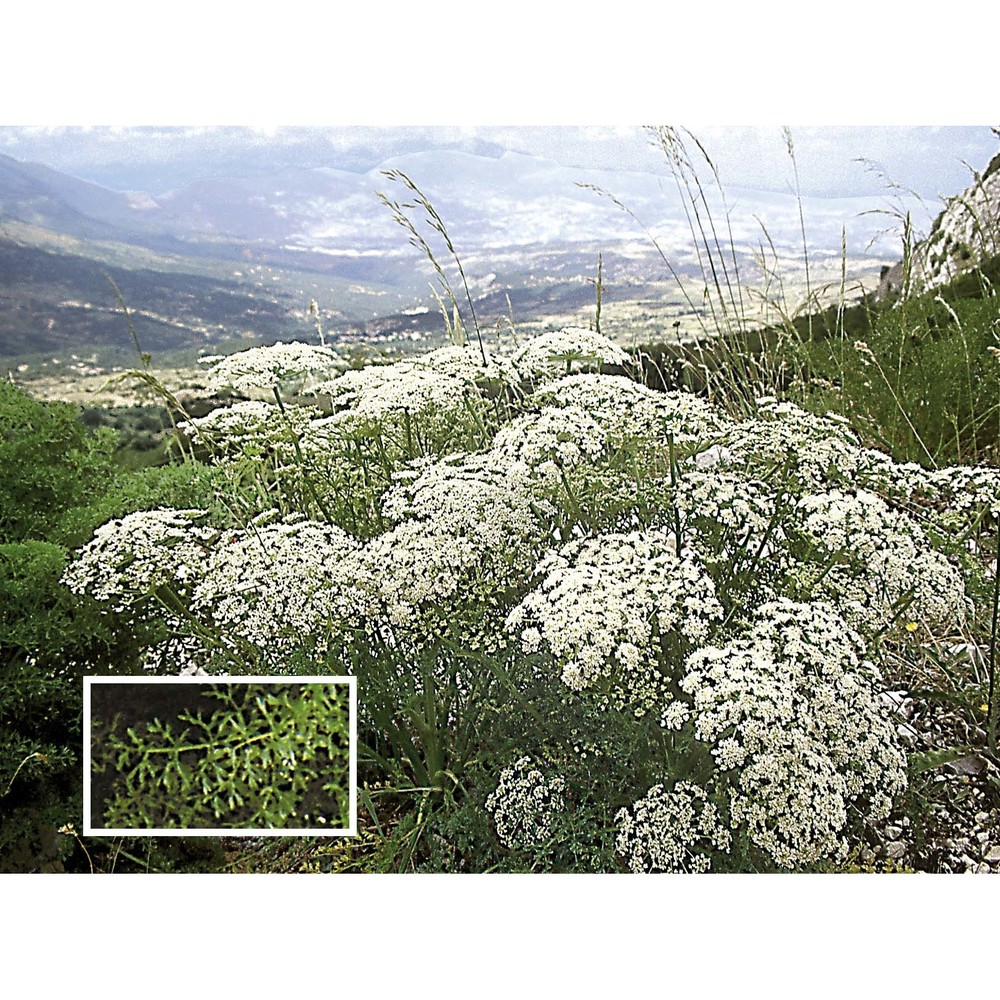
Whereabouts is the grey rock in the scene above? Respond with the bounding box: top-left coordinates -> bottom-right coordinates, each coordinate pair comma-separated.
985,846 -> 1000,863
885,841 -> 907,860
946,754 -> 987,776
876,153 -> 1000,299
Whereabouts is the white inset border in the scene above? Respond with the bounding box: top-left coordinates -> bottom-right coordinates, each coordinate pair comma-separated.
83,675 -> 356,838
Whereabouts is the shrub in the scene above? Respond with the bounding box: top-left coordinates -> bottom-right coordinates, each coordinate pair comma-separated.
0,380 -> 118,544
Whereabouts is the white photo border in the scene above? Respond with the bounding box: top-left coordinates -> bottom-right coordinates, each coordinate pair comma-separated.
83,674 -> 357,838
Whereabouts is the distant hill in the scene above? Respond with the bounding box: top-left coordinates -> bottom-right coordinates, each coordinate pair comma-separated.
0,228 -> 298,357
0,147 -> 908,360
0,153 -> 175,244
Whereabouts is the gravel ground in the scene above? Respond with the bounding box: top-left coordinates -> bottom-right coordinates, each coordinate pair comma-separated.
870,661 -> 1000,873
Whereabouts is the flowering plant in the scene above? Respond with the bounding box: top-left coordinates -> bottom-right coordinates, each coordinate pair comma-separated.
59,333 -> 993,872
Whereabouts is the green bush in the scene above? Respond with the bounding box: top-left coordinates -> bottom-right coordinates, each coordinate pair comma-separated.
0,650 -> 84,871
0,383 -> 221,869
0,381 -> 118,544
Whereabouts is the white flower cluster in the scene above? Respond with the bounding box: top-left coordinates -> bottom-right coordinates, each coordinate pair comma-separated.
731,735 -> 852,868
352,455 -> 551,629
191,514 -> 360,661
511,327 -> 631,382
61,509 -> 214,612
924,464 -> 1000,520
794,489 -> 968,630
726,398 -> 870,487
672,469 -> 778,544
179,399 -> 318,462
680,599 -> 907,868
830,450 -> 1000,538
491,405 -> 608,477
311,360 -> 476,441
381,453 -> 546,541
485,756 -> 567,850
532,373 -> 726,445
201,342 -> 347,399
417,343 -> 522,389
615,781 -> 732,873
507,529 -> 724,711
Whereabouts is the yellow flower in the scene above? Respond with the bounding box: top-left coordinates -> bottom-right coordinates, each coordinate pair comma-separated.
981,704 -> 990,714
905,622 -> 918,633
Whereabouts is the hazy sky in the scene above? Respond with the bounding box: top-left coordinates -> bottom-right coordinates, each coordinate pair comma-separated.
0,125 -> 996,203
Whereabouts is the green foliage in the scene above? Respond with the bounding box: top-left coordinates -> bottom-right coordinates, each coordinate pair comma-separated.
787,281 -> 1000,466
0,384 -> 232,868
0,380 -> 119,544
0,541 -> 79,653
92,683 -> 351,830
0,651 -> 84,871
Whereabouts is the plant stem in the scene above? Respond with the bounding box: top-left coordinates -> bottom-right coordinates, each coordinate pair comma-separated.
2,752 -> 44,797
272,386 -> 335,522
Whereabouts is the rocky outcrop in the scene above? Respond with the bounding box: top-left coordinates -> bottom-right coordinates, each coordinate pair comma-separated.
877,150 -> 1000,299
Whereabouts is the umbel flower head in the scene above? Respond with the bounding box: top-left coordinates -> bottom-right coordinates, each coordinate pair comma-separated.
491,404 -> 609,478
486,756 -> 567,850
507,528 -> 723,712
311,360 -> 470,423
61,508 -> 214,612
533,372 -> 727,444
680,599 -> 907,869
308,358 -> 491,455
512,327 -> 631,382
615,781 -> 732,873
417,343 -> 522,389
793,488 -> 968,631
191,513 -> 361,663
347,453 -> 553,631
200,342 -> 348,399
178,399 -> 318,463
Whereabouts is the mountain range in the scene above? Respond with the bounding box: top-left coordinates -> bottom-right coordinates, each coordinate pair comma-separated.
0,145 -> 923,361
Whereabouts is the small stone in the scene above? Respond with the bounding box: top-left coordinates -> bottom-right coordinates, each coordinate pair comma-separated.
947,754 -> 986,776
975,812 -> 990,824
975,863 -> 992,874
860,848 -> 876,865
976,831 -> 990,843
985,846 -> 1000,863
885,825 -> 903,840
885,841 -> 906,860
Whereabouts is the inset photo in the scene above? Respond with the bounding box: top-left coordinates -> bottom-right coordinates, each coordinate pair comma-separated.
84,676 -> 355,836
